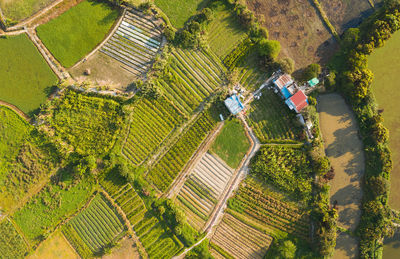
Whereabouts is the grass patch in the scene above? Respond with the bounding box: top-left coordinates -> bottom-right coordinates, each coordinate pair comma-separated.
0,218 -> 28,259
0,34 -> 58,114
28,230 -> 78,259
36,0 -> 119,68
154,0 -> 210,28
210,119 -> 249,168
0,0 -> 54,22
207,1 -> 247,58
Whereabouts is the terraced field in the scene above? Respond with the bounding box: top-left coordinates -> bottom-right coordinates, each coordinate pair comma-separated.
148,109 -> 218,192
101,9 -> 163,76
176,153 -> 234,230
210,213 -> 273,259
63,194 -> 126,257
157,48 -> 225,116
247,89 -> 302,143
122,96 -> 182,166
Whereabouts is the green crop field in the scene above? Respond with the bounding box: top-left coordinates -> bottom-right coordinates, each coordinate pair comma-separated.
0,218 -> 28,259
0,0 -> 54,22
47,89 -> 123,155
0,34 -> 58,114
154,0 -> 210,28
210,119 -> 249,168
207,1 -> 247,58
36,0 -> 119,68
369,30 -> 400,210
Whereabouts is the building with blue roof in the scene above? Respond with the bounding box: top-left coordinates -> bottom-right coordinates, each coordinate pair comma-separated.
224,95 -> 245,115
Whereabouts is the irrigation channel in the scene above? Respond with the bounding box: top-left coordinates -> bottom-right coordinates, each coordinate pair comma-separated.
317,93 -> 365,259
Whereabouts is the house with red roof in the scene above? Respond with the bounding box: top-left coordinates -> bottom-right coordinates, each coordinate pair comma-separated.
285,90 -> 308,113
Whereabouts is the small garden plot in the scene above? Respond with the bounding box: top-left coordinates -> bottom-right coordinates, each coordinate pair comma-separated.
36,0 -> 119,68
63,194 -> 126,257
250,145 -> 313,201
0,34 -> 58,114
101,9 -> 163,76
247,89 -> 302,143
227,178 -> 310,239
176,153 -> 234,230
319,0 -> 374,34
154,0 -> 210,28
246,0 -> 336,69
12,172 -> 94,246
46,89 -> 123,155
236,48 -> 269,91
210,213 -> 273,259
210,119 -> 250,168
122,96 -> 182,166
0,218 -> 28,259
0,0 -> 54,23
207,1 -> 247,59
28,230 -> 78,259
148,109 -> 218,192
156,48 -> 225,116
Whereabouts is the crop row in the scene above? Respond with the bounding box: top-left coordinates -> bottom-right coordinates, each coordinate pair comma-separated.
147,110 -> 217,192
0,219 -> 28,259
62,224 -> 92,258
223,38 -> 253,69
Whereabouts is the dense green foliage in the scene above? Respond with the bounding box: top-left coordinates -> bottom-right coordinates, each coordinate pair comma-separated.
63,194 -> 126,257
36,0 -> 119,67
148,109 -> 218,191
47,89 -> 123,155
250,146 -> 313,201
210,119 -> 249,168
0,218 -> 28,259
0,34 -> 58,114
223,38 -> 253,70
123,96 -> 182,165
330,1 -> 400,257
257,39 -> 281,60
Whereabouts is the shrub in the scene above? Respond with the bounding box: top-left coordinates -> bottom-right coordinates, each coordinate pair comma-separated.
302,63 -> 321,81
257,39 -> 281,60
278,57 -> 295,74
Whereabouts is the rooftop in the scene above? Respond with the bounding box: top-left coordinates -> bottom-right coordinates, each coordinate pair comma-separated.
224,95 -> 244,115
273,74 -> 293,89
289,90 -> 308,112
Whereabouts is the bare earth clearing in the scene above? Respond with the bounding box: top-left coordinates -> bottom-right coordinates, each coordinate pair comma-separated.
318,93 -> 365,259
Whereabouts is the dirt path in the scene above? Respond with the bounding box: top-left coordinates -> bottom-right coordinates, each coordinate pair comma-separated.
318,93 -> 365,259
0,100 -> 31,122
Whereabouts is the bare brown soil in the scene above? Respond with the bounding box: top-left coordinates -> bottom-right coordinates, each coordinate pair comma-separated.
69,51 -> 137,91
318,93 -> 364,259
102,237 -> 140,259
246,0 -> 338,69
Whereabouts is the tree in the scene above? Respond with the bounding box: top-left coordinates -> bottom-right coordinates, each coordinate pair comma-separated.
278,57 -> 295,74
277,240 -> 296,259
302,63 -> 321,81
341,28 -> 360,49
164,26 -> 175,42
314,156 -> 331,176
371,123 -> 389,144
257,39 -> 281,60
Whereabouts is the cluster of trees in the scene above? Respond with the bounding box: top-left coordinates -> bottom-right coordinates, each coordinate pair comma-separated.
331,1 -> 400,257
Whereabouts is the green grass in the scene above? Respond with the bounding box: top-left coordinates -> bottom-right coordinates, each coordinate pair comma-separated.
36,0 -> 119,68
210,119 -> 249,168
0,34 -> 58,114
369,30 -> 400,210
0,0 -> 54,22
154,0 -> 210,28
0,218 -> 28,259
207,1 -> 247,58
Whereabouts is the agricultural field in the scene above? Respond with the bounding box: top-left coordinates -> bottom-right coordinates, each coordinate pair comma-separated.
148,109 -> 218,192
156,48 -> 225,116
28,230 -> 79,259
0,33 -> 58,114
210,119 -> 249,168
36,0 -> 119,68
122,96 -> 182,166
0,106 -> 61,212
319,0 -> 374,34
247,89 -> 302,143
154,0 -> 210,28
245,0 -> 336,69
12,172 -> 94,246
210,213 -> 273,259
0,0 -> 54,22
62,194 -> 126,258
237,49 -> 269,91
46,89 -> 123,155
176,153 -> 234,230
227,178 -> 310,239
100,9 -> 163,77
250,145 -> 313,201
207,1 -> 247,59
0,218 -> 28,259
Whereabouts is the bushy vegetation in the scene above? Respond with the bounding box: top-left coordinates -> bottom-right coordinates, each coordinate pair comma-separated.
330,1 -> 400,257
0,34 -> 58,114
250,146 -> 313,201
36,0 -> 119,67
0,0 -> 54,22
0,218 -> 28,259
45,89 -> 124,155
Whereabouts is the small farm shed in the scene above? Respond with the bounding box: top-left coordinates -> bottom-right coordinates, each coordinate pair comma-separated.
285,90 -> 308,113
224,95 -> 244,115
308,78 -> 319,87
